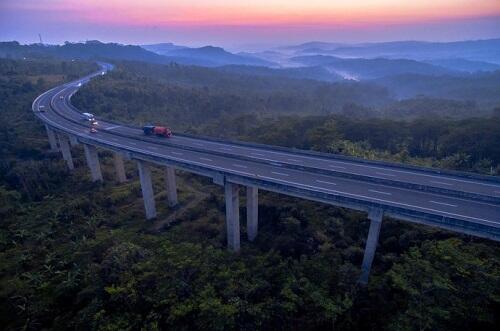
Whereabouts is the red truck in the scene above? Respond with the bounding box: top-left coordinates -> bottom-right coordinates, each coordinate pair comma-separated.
143,125 -> 172,138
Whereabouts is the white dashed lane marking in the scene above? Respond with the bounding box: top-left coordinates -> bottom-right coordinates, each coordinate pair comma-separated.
429,200 -> 457,208
233,164 -> 248,168
271,171 -> 289,177
430,180 -> 454,186
316,180 -> 337,186
199,157 -> 213,162
369,189 -> 392,196
329,165 -> 346,169
171,152 -> 183,156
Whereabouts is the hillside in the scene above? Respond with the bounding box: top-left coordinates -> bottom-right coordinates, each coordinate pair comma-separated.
375,71 -> 500,108
218,64 -> 343,82
0,41 -> 168,63
0,41 -> 273,68
156,45 -> 277,67
71,60 -> 391,130
141,42 -> 188,54
291,55 -> 451,79
425,58 -> 500,72
305,39 -> 500,64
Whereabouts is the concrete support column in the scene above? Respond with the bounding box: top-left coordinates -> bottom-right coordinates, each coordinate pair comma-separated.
246,186 -> 258,241
164,166 -> 178,207
225,182 -> 240,252
58,134 -> 74,170
83,144 -> 103,182
359,208 -> 384,285
45,125 -> 58,152
113,153 -> 127,183
137,161 -> 156,220
69,135 -> 79,146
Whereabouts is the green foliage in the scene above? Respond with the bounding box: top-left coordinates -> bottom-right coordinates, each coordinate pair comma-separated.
0,58 -> 499,331
72,61 -> 391,131
73,62 -> 500,174
383,239 -> 500,331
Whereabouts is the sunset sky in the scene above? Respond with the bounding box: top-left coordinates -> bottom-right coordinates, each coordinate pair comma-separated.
1,0 -> 499,49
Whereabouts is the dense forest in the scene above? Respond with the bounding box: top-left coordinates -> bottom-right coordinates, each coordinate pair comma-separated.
1,58 -> 499,330
73,61 -> 500,174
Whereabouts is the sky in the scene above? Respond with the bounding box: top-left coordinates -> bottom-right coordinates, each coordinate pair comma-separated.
1,0 -> 499,50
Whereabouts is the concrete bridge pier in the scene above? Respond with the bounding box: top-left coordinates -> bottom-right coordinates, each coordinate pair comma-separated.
45,125 -> 58,152
137,161 -> 157,220
359,208 -> 384,285
69,135 -> 79,147
58,134 -> 74,170
165,166 -> 178,207
113,152 -> 127,183
225,182 -> 241,252
83,144 -> 103,182
246,186 -> 259,241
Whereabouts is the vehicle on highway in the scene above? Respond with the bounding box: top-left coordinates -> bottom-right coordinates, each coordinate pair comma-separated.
89,119 -> 98,133
38,105 -> 45,112
143,125 -> 172,138
60,95 -> 64,100
82,112 -> 95,121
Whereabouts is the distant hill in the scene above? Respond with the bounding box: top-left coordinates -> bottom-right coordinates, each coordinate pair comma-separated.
160,46 -> 277,67
374,71 -> 500,108
291,55 -> 450,79
141,44 -> 277,67
278,41 -> 347,52
237,51 -> 290,66
425,58 -> 500,72
141,42 -> 188,54
218,65 -> 343,82
319,39 -> 500,64
0,40 -> 184,64
0,41 -> 278,68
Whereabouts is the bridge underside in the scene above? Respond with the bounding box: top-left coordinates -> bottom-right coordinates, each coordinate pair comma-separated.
49,134 -> 411,283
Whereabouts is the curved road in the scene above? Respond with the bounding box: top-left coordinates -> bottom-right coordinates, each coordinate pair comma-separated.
33,64 -> 500,240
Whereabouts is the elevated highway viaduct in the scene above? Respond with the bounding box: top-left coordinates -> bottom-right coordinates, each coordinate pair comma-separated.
33,64 -> 500,284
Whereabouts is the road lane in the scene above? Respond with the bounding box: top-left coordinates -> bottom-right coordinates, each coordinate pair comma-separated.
33,66 -> 500,235
51,73 -> 500,200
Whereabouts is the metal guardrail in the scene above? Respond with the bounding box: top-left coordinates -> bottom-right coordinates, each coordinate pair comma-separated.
34,109 -> 500,242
